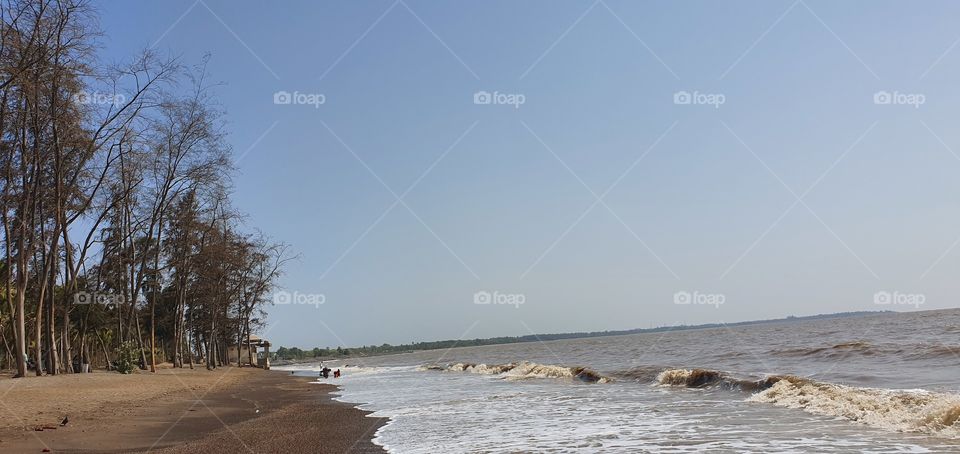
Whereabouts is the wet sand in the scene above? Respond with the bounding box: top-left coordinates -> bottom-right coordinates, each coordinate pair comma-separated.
0,366 -> 385,453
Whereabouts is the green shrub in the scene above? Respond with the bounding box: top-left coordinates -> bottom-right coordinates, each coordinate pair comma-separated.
114,341 -> 141,374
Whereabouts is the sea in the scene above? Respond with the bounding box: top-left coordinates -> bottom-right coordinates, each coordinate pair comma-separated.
277,309 -> 960,453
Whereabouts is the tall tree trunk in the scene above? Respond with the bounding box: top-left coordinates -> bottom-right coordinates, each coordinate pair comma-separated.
45,237 -> 59,375
34,260 -> 45,376
187,310 -> 194,370
0,323 -> 13,370
2,209 -> 23,377
34,237 -> 47,376
14,213 -> 27,377
95,330 -> 111,370
134,310 -> 147,369
149,225 -> 162,372
61,306 -> 71,373
245,318 -> 254,367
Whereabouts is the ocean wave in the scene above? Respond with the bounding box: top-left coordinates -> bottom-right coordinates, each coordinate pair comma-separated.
607,366 -> 665,383
769,341 -> 960,361
911,344 -> 960,360
770,341 -> 879,359
656,368 -> 726,387
422,360 -> 960,437
421,361 -> 610,383
654,368 -> 960,436
652,368 -> 773,392
749,375 -> 960,436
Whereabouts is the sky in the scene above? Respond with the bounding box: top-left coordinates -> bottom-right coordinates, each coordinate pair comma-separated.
97,0 -> 960,348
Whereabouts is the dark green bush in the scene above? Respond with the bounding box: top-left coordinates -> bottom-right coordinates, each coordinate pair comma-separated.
114,341 -> 141,374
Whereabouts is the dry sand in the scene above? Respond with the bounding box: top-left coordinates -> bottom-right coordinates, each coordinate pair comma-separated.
0,366 -> 385,453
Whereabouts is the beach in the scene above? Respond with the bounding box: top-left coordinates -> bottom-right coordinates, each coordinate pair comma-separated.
0,366 -> 384,453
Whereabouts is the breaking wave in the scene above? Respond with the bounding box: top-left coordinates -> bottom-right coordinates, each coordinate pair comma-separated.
654,368 -> 960,436
651,368 -> 784,392
749,375 -> 960,436
607,366 -> 665,383
420,361 -> 610,383
424,362 -> 960,436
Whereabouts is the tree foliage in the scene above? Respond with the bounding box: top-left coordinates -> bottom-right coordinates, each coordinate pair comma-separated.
0,0 -> 288,377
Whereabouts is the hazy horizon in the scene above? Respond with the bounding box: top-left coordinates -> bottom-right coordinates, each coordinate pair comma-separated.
99,0 -> 960,348
276,308 -> 908,351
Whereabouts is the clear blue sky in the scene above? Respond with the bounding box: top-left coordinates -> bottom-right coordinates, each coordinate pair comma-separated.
99,0 -> 960,348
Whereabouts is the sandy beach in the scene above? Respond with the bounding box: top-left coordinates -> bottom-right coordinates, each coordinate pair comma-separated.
0,367 -> 385,453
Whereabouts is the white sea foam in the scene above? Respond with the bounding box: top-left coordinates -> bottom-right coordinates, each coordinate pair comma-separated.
748,376 -> 960,436
290,310 -> 960,452
332,362 -> 944,453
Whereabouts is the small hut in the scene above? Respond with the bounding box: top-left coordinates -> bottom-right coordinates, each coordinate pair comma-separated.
227,335 -> 271,369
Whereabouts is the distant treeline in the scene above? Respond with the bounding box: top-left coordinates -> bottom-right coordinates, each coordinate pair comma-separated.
274,346 -> 353,360
273,311 -> 890,361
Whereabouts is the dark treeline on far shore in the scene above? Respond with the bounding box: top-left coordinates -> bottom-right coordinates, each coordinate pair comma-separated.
274,311 -> 890,362
0,0 -> 288,377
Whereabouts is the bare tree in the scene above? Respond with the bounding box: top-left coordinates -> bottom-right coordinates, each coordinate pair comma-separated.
0,0 -> 283,378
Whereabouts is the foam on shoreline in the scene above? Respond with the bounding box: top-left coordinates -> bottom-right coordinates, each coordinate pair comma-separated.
420,362 -> 960,437
654,367 -> 960,437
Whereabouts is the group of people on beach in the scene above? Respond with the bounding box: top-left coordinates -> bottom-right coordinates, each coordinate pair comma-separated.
319,363 -> 340,379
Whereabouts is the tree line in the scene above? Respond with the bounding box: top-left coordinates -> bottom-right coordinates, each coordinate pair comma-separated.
273,311 -> 889,362
0,0 -> 288,377
273,346 -> 353,361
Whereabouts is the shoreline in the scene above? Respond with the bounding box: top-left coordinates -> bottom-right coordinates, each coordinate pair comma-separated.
0,366 -> 386,453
